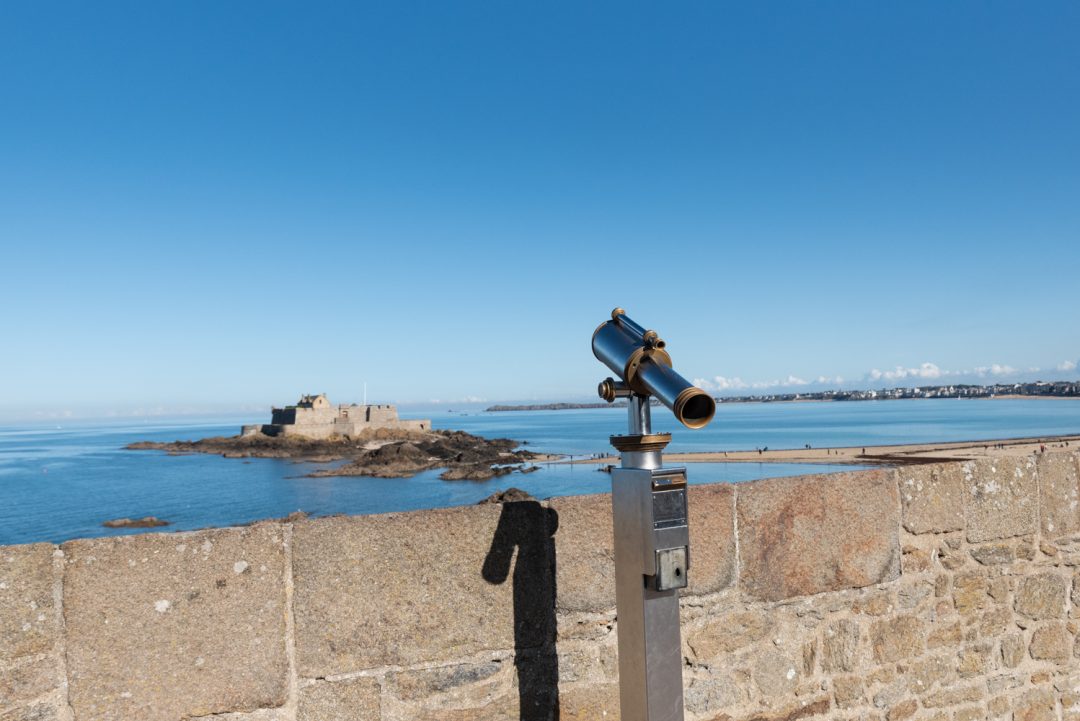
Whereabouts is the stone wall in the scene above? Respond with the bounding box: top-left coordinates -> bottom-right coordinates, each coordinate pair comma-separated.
265,404 -> 430,438
3,452 -> 1080,721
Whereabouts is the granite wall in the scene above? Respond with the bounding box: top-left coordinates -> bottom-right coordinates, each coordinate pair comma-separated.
3,452 -> 1080,721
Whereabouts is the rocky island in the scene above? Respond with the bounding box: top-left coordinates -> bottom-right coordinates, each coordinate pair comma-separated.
127,394 -> 544,481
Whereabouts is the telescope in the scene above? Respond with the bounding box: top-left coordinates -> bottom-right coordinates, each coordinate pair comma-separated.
593,308 -> 716,429
592,308 -> 715,721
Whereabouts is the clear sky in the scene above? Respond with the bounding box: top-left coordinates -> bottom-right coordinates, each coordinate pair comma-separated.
2,2 -> 1078,420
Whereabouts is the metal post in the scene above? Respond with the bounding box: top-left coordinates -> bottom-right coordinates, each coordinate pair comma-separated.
610,394 -> 689,721
592,307 -> 714,721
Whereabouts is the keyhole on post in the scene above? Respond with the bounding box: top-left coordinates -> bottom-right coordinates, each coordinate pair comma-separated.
675,568 -> 682,577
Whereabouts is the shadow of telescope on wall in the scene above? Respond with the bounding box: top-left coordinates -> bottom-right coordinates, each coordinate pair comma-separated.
482,500 -> 560,721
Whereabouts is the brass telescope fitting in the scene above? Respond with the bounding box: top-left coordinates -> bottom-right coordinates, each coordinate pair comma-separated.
598,377 -> 631,403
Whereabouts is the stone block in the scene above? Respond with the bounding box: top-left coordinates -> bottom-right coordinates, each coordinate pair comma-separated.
685,669 -> 751,716
685,610 -> 772,664
986,672 -> 1025,694
1001,633 -> 1025,668
988,694 -> 1012,718
752,648 -> 801,698
975,607 -> 1012,638
559,683 -> 620,720
0,702 -> 60,721
297,678 -> 380,721
549,494 -> 614,613
687,484 -> 737,596
1014,687 -> 1055,721
1014,573 -> 1068,620
898,653 -> 953,691
897,579 -> 933,609
886,699 -> 917,721
1029,622 -> 1071,661
833,676 -> 865,709
1038,452 -> 1080,537
62,524 -> 288,721
0,544 -> 58,665
899,464 -> 965,535
821,619 -> 862,673
387,660 -> 509,702
970,543 -> 1015,565
558,633 -> 617,683
737,470 -> 901,601
870,615 -> 925,664
920,684 -> 984,708
926,622 -> 962,649
957,644 -> 992,678
952,572 -> 989,615
953,707 -> 986,721
293,504 -> 555,676
963,458 -> 1038,543
0,656 -> 59,706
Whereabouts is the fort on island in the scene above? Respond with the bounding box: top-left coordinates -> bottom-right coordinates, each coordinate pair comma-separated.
241,393 -> 430,439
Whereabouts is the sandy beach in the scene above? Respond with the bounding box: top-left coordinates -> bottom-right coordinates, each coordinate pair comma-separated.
574,434 -> 1080,467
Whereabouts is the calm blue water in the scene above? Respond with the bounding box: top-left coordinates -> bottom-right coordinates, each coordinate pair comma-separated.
1,398 -> 1078,545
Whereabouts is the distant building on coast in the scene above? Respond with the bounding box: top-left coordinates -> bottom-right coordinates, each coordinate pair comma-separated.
241,393 -> 430,440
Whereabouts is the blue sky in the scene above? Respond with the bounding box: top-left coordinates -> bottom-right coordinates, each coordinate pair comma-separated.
1,2 -> 1078,420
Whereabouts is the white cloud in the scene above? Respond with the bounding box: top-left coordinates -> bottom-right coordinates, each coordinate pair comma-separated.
746,375 -> 810,390
694,376 -> 748,392
868,363 -> 943,382
974,364 -> 1017,378
1058,360 -> 1078,372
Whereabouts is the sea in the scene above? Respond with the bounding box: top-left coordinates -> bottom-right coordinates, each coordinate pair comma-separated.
2,398 -> 1080,546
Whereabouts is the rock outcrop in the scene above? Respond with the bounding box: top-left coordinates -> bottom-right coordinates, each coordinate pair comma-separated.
102,516 -> 170,529
129,429 -> 540,481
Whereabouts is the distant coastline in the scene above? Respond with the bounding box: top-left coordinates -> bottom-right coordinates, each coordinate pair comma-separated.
485,380 -> 1080,411
486,402 -> 628,412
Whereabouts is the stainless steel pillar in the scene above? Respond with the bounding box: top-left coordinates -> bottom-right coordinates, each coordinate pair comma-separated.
610,394 -> 689,721
592,308 -> 714,721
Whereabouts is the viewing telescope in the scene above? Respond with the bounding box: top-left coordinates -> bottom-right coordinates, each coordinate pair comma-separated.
592,308 -> 716,429
592,307 -> 715,721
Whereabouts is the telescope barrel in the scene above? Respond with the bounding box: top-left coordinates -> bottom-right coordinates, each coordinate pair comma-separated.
613,309 -> 648,340
636,357 -> 716,429
592,311 -> 716,430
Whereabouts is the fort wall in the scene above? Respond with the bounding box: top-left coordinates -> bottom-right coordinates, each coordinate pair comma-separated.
251,397 -> 430,439
4,452 -> 1080,721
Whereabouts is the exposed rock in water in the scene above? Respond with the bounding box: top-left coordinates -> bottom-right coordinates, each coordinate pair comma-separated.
478,488 -> 536,504
440,464 -> 516,481
321,441 -> 437,478
129,428 -> 539,481
103,516 -> 170,529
